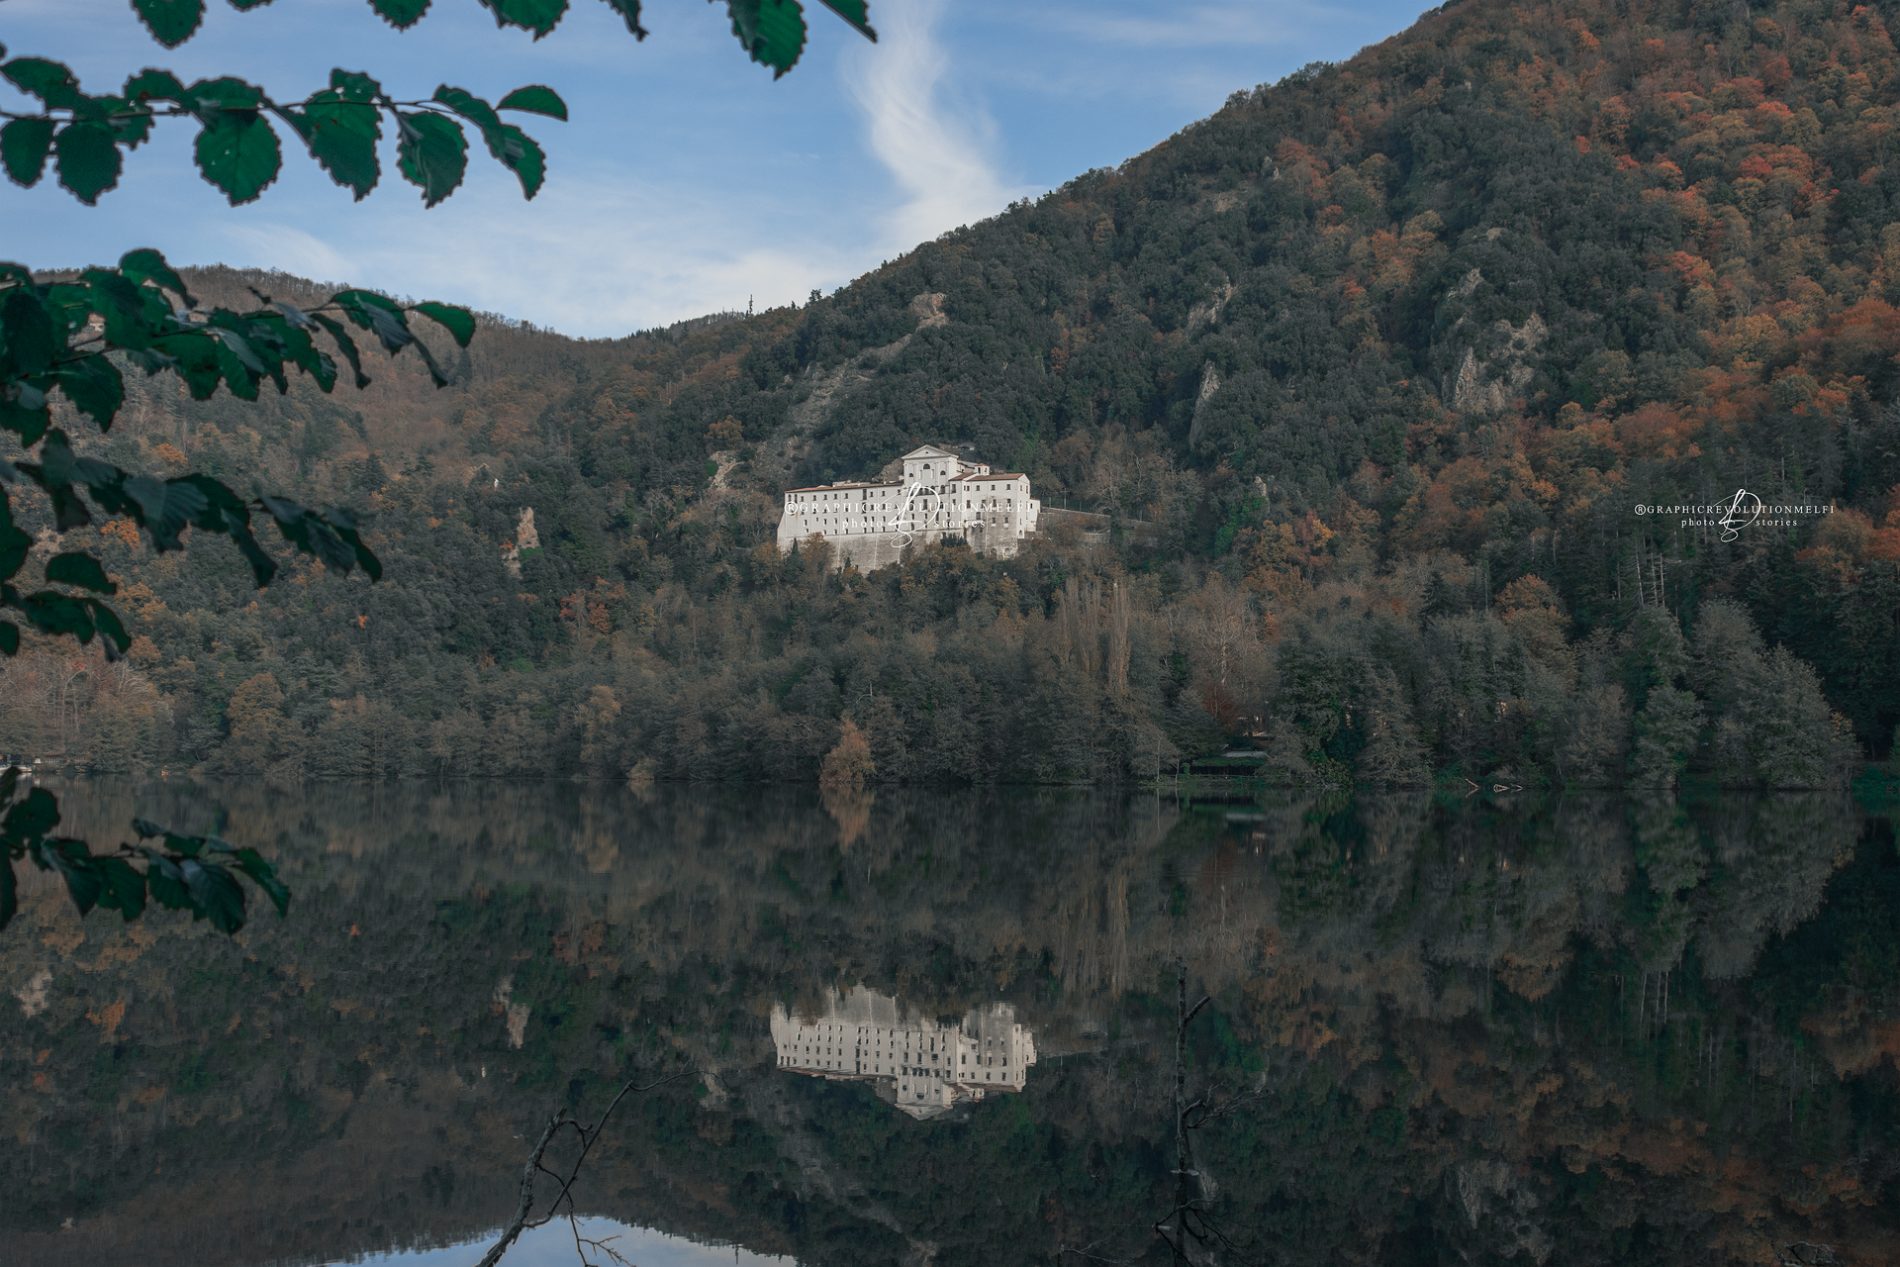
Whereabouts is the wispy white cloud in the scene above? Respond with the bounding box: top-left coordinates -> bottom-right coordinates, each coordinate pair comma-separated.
846,0 -> 1025,250
221,224 -> 359,288
249,172 -> 861,335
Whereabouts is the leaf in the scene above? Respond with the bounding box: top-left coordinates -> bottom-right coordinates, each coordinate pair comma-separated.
1,58 -> 84,109
53,122 -> 123,204
120,248 -> 196,305
124,475 -> 210,549
209,337 -> 260,400
182,859 -> 246,933
55,356 -> 126,428
105,100 -> 157,150
816,0 -> 874,39
496,84 -> 568,120
292,91 -> 382,198
0,494 -> 24,584
131,0 -> 208,47
312,314 -> 370,389
151,330 -> 224,398
294,109 -> 380,198
194,113 -> 282,204
44,846 -> 102,916
329,68 -> 383,99
477,0 -> 569,38
85,267 -> 160,349
161,831 -> 205,859
185,74 -> 263,116
261,495 -> 378,576
89,599 -> 131,654
229,847 -> 290,916
95,855 -> 147,921
482,123 -> 545,199
1,377 -> 52,446
725,0 -> 807,77
4,788 -> 60,840
142,850 -> 190,910
1,290 -> 58,377
16,591 -> 98,643
276,321 -> 337,391
412,301 -> 476,348
15,436 -> 94,529
46,552 -> 116,594
410,335 -> 450,387
598,0 -> 647,38
0,392 -> 50,448
123,67 -> 189,106
208,321 -> 268,376
335,290 -> 415,354
432,85 -> 500,133
330,513 -> 382,580
395,112 -> 467,207
0,523 -> 27,581
1,118 -> 55,187
166,472 -> 279,586
367,0 -> 432,27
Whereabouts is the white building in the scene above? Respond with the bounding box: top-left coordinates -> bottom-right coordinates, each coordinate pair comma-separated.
776,444 -> 1041,571
770,986 -> 1038,1120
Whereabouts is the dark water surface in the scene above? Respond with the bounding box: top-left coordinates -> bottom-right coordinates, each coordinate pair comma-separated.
2,781 -> 1896,1266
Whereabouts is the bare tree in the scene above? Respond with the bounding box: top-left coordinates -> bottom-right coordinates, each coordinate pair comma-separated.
477,1067 -> 693,1267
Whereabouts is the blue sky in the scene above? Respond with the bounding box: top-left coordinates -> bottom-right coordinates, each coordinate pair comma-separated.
316,1214 -> 791,1266
1,0 -> 1429,336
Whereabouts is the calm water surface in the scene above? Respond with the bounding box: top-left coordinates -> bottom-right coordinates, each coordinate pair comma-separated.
1,781 -> 1895,1266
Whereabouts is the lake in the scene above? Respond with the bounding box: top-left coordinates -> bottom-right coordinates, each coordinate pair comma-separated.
2,781 -> 1895,1266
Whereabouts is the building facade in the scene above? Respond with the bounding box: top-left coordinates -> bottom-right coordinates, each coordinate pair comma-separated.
777,445 -> 1041,571
770,986 -> 1038,1120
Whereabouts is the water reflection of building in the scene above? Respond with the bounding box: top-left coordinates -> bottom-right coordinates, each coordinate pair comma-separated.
771,987 -> 1038,1120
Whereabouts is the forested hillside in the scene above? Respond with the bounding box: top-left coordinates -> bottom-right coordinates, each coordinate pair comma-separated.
8,0 -> 1900,786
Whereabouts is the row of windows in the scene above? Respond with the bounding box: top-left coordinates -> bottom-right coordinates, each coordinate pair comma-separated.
785,1045 -> 1015,1066
790,495 -> 1021,510
788,481 -> 1023,507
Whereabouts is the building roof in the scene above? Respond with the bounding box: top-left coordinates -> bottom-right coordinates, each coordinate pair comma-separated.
785,480 -> 901,494
901,444 -> 958,461
956,472 -> 1027,481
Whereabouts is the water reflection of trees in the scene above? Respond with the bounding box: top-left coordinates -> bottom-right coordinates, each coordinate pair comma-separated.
0,782 -> 1890,1267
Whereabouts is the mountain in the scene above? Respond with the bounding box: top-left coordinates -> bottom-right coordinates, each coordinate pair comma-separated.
8,0 -> 1899,787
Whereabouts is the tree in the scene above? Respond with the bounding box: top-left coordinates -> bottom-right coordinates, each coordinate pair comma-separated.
1,0 -> 878,933
819,714 -> 875,787
219,670 -> 303,774
575,683 -> 623,776
1628,685 -> 1703,789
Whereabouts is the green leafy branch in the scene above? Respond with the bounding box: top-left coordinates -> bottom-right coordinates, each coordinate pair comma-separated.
0,248 -> 467,931
0,773 -> 289,934
0,2 -> 875,208
1,249 -> 471,602
114,1 -> 876,77
0,56 -> 566,206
